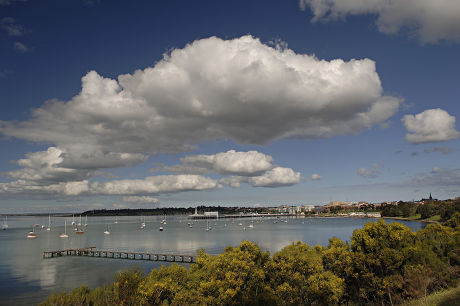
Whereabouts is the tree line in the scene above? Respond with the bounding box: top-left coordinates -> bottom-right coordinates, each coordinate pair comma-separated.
81,206 -> 272,216
41,213 -> 460,305
380,199 -> 460,221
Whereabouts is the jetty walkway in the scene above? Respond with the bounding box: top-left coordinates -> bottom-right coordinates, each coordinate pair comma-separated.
43,247 -> 196,263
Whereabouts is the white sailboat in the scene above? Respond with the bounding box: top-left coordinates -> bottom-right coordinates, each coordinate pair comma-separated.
104,224 -> 110,235
71,214 -> 75,225
46,215 -> 51,231
84,215 -> 88,227
140,215 -> 146,229
78,215 -> 82,227
59,221 -> 69,238
114,216 -> 118,224
2,216 -> 8,230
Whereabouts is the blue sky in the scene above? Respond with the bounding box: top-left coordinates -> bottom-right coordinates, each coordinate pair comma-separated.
0,0 -> 459,213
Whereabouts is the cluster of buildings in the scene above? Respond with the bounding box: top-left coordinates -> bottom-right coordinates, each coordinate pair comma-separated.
275,203 -> 382,217
277,205 -> 316,214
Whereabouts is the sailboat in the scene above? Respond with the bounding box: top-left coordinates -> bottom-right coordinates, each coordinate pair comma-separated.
84,215 -> 88,227
140,215 -> 146,229
71,214 -> 75,225
104,224 -> 110,235
75,215 -> 85,234
46,215 -> 51,231
114,216 -> 118,224
27,227 -> 37,239
2,216 -> 8,230
59,221 -> 69,238
206,219 -> 211,231
75,226 -> 85,234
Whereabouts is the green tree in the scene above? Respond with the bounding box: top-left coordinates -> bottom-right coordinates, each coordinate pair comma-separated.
349,220 -> 416,305
267,242 -> 344,305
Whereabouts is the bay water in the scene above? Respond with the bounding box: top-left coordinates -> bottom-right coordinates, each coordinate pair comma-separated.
0,215 -> 425,305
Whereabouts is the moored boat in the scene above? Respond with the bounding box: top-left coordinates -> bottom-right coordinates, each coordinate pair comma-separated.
59,221 -> 69,238
27,228 -> 37,239
2,216 -> 8,230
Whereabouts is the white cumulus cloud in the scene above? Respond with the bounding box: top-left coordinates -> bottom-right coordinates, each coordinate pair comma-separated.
0,35 -> 400,166
403,108 -> 459,144
300,0 -> 460,43
161,150 -> 274,176
247,167 -> 302,187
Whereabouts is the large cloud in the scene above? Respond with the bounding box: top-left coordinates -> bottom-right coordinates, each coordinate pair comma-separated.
161,150 -> 274,176
403,108 -> 459,144
0,35 -> 400,166
300,0 -> 460,43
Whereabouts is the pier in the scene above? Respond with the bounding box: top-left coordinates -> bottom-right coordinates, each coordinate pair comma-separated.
43,247 -> 196,263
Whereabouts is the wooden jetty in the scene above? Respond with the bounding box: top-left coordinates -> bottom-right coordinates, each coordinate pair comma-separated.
43,247 -> 196,263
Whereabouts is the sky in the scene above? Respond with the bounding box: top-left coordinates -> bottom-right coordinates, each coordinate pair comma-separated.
0,0 -> 459,213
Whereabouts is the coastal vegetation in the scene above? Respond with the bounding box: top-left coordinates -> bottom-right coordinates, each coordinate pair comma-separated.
380,199 -> 460,222
41,213 -> 460,305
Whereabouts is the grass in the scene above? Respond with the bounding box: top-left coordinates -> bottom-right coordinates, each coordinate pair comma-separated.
405,285 -> 460,306
408,214 -> 422,220
426,215 -> 441,222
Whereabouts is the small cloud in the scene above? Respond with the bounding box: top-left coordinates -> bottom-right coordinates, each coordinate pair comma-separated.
311,173 -> 322,180
403,108 -> 460,144
432,166 -> 441,173
424,146 -> 453,155
1,17 -> 24,36
13,41 -> 28,52
411,152 -> 418,157
247,167 -> 302,187
357,163 -> 380,178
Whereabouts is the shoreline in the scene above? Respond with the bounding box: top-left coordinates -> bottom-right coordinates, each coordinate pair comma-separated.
382,216 -> 440,223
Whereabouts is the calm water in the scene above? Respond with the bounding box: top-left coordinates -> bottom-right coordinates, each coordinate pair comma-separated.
0,215 -> 425,305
